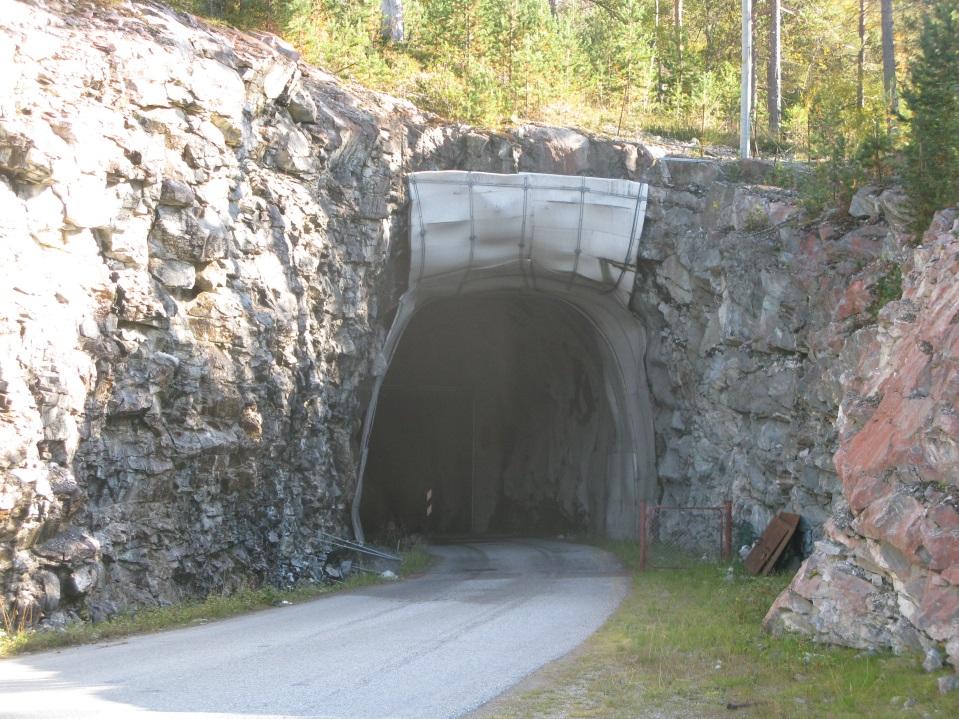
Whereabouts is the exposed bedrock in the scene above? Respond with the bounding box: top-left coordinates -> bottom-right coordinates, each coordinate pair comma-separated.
0,0 -> 955,666
766,209 -> 959,669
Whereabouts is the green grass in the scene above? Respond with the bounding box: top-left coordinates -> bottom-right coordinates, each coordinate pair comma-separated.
482,541 -> 959,719
0,545 -> 433,658
399,543 -> 434,576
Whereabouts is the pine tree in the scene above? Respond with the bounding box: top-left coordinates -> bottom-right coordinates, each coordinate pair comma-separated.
903,1 -> 959,231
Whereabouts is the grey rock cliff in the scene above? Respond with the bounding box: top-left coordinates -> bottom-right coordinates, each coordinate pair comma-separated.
1,0 -> 413,621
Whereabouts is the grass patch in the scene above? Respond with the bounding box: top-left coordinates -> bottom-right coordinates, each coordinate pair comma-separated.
399,543 -> 434,576
482,542 -> 958,719
1,545 -> 432,658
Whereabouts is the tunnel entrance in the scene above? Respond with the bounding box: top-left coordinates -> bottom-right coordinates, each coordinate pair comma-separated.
361,294 -> 616,539
351,171 -> 656,542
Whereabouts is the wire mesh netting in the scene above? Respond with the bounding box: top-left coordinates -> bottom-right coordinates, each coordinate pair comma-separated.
641,504 -> 732,570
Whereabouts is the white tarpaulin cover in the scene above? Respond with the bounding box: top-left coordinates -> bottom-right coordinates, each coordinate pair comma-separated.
408,171 -> 646,303
352,171 -> 655,541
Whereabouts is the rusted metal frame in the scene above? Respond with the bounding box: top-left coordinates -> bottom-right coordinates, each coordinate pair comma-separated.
744,512 -> 800,576
638,501 -> 735,569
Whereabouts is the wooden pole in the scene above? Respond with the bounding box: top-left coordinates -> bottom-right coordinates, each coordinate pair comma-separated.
639,499 -> 648,571
740,0 -> 752,159
723,500 -> 733,561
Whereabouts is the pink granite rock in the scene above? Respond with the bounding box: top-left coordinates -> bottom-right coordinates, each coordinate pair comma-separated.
766,208 -> 959,669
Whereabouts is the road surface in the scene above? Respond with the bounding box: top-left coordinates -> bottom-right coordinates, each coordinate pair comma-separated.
0,539 -> 628,719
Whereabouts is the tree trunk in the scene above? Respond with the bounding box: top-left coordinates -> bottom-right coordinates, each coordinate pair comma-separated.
880,0 -> 897,113
380,0 -> 405,44
767,0 -> 781,136
674,0 -> 684,87
655,0 -> 663,102
507,1 -> 516,104
857,0 -> 866,108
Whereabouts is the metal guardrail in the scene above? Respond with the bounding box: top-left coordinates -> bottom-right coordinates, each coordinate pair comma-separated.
316,531 -> 401,562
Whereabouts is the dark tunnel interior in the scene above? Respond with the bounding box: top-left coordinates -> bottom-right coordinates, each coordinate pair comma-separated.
361,294 -> 619,540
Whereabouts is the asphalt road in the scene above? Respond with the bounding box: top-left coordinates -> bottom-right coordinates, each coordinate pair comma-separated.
0,539 -> 628,719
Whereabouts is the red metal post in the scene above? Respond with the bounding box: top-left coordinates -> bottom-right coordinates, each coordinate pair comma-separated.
639,499 -> 648,571
722,500 -> 733,561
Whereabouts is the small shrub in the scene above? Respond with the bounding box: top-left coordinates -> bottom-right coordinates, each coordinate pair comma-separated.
743,206 -> 769,232
855,117 -> 896,186
800,135 -> 858,216
868,264 -> 904,319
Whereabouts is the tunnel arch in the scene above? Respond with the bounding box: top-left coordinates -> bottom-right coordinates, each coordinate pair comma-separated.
352,171 -> 655,541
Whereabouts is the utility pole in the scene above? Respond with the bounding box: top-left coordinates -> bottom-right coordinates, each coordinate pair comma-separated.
740,0 -> 752,158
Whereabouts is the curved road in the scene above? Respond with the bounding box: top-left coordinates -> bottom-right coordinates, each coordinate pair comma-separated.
0,540 -> 628,719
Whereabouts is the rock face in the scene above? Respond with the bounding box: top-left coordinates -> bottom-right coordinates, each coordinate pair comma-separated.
630,158 -> 922,555
0,0 -> 955,667
766,209 -> 959,668
0,0 -> 417,622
